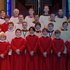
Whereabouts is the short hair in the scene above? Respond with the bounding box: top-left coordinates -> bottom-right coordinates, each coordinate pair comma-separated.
35,22 -> 41,27
54,30 -> 61,34
42,28 -> 48,32
62,21 -> 68,26
29,27 -> 35,32
48,23 -> 54,27
15,29 -> 22,33
5,16 -> 10,19
8,22 -> 14,26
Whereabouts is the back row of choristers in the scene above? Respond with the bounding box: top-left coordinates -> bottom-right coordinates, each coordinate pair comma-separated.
0,27 -> 70,70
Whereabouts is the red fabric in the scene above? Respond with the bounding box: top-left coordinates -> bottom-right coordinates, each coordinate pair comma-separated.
52,38 -> 65,70
25,35 -> 38,70
11,37 -> 26,70
38,36 -> 52,70
0,42 -> 10,70
1,23 -> 8,32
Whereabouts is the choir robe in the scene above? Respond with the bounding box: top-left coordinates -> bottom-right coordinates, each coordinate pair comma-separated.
25,16 -> 35,29
25,35 -> 38,70
39,15 -> 50,29
35,31 -> 42,38
38,36 -> 52,70
52,38 -> 65,70
0,41 -> 10,70
0,19 -> 5,24
68,23 -> 70,31
11,37 -> 26,70
65,41 -> 70,70
10,16 -> 19,24
1,23 -> 8,32
5,30 -> 15,43
55,16 -> 67,30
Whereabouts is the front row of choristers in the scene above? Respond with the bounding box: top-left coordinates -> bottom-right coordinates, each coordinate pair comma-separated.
0,22 -> 70,70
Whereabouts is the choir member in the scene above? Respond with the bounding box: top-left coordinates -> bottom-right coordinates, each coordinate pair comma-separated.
55,9 -> 67,30
10,9 -> 19,24
25,8 -> 35,29
14,14 -> 24,30
39,5 -> 50,29
22,22 -> 29,39
35,22 -> 42,38
0,32 -> 10,70
11,29 -> 26,70
47,23 -> 54,38
65,41 -> 70,70
1,16 -> 10,32
38,28 -> 52,70
25,27 -> 38,70
5,22 -> 15,43
52,30 -> 65,70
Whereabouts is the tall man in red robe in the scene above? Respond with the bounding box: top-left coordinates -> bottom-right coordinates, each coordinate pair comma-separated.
11,29 -> 26,70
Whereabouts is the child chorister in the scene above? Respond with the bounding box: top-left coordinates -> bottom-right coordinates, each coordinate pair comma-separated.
52,30 -> 65,70
25,27 -> 38,70
11,29 -> 26,70
0,32 -> 10,70
38,28 -> 52,70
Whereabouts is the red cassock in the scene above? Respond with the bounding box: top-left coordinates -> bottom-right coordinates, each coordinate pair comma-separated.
1,23 -> 8,32
65,41 -> 70,70
11,37 -> 26,70
25,35 -> 38,70
0,41 -> 10,70
52,38 -> 65,70
37,36 -> 52,70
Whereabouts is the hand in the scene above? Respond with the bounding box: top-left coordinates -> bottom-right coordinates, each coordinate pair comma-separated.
30,51 -> 34,56
8,49 -> 12,55
57,52 -> 61,57
0,54 -> 4,58
43,52 -> 47,58
16,49 -> 20,55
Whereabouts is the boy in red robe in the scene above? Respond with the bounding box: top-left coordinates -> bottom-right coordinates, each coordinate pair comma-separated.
0,32 -> 10,70
25,27 -> 38,70
52,30 -> 65,70
65,41 -> 70,70
38,28 -> 52,70
11,29 -> 26,70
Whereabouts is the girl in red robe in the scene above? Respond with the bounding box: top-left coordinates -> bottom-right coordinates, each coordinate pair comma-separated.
52,30 -> 65,70
11,29 -> 26,70
25,27 -> 38,70
65,41 -> 70,70
38,28 -> 52,70
0,32 -> 10,70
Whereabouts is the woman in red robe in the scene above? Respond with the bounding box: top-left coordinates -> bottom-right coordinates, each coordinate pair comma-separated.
52,30 -> 65,70
25,27 -> 38,70
65,41 -> 70,70
0,32 -> 10,70
11,29 -> 26,70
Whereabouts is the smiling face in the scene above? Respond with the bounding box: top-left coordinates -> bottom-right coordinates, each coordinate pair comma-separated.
22,22 -> 27,29
58,9 -> 63,16
44,6 -> 49,13
18,15 -> 24,22
29,8 -> 34,15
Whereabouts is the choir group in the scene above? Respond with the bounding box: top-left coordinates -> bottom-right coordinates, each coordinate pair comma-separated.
0,5 -> 70,70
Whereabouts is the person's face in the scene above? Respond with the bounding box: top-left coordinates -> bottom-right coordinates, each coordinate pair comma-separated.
0,11 -> 6,17
29,28 -> 35,35
0,36 -> 6,41
5,18 -> 10,23
55,33 -> 61,38
29,9 -> 34,15
18,15 -> 24,22
35,15 -> 39,21
22,23 -> 27,29
8,24 -> 14,30
50,14 -> 55,20
13,9 -> 19,16
35,25 -> 41,31
48,25 -> 54,31
58,9 -> 63,16
44,6 -> 49,13
42,30 -> 47,36
63,23 -> 68,29
15,30 -> 21,37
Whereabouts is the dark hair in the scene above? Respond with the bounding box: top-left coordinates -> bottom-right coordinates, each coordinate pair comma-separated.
35,22 -> 41,27
42,28 -> 48,32
15,29 -> 21,33
5,16 -> 10,19
8,22 -> 14,26
62,21 -> 68,26
54,30 -> 61,34
48,23 -> 54,27
29,27 -> 35,31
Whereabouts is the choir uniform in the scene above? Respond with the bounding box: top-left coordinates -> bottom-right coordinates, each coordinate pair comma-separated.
65,41 -> 70,70
55,16 -> 67,30
0,19 -> 5,24
38,36 -> 52,70
52,38 -> 65,70
25,35 -> 38,70
0,41 -> 10,70
39,15 -> 50,29
11,37 -> 26,70
25,16 -> 35,29
10,16 -> 19,24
